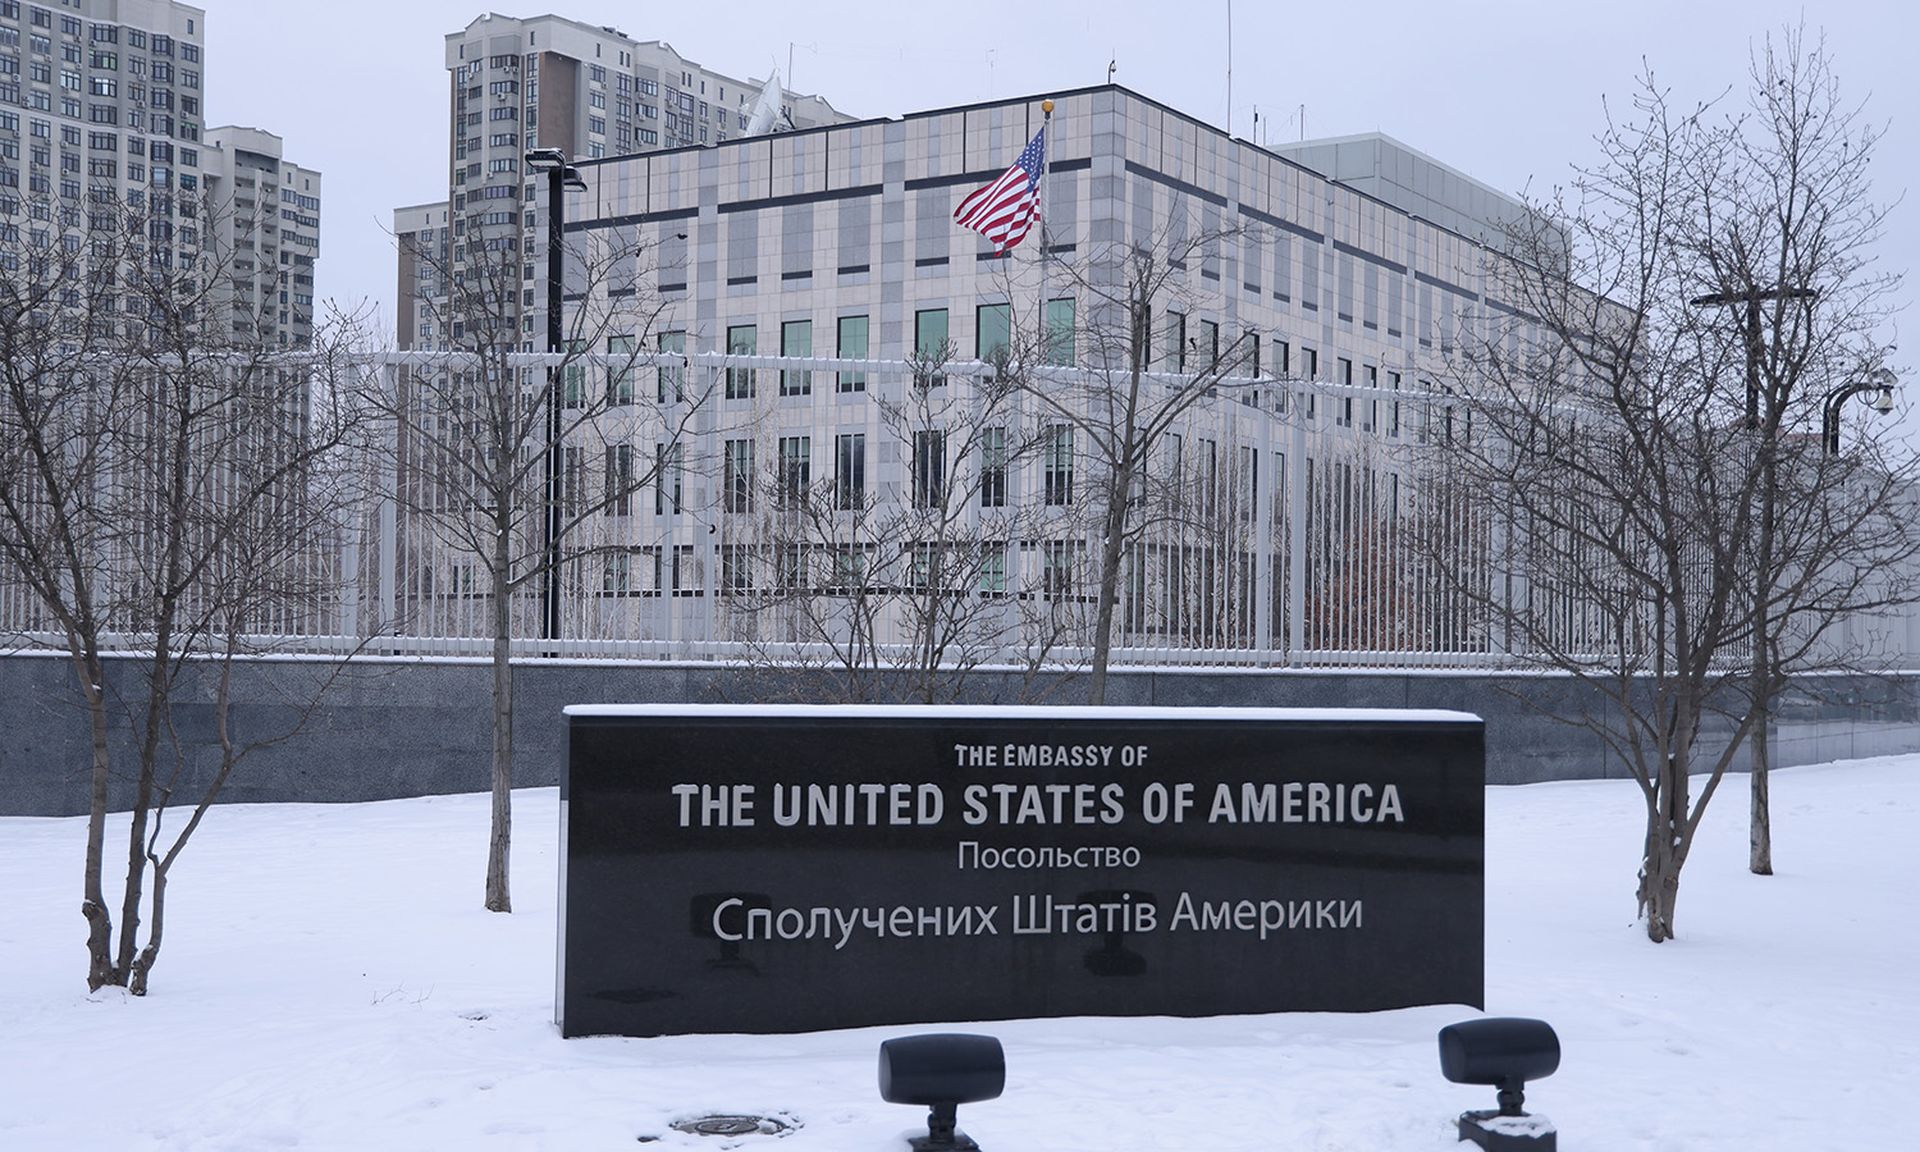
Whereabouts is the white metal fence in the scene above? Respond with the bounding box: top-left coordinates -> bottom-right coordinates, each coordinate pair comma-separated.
5,351 -> 1914,672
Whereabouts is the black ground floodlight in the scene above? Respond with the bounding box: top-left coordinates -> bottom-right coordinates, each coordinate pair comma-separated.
878,1033 -> 1006,1152
1438,1017 -> 1561,1151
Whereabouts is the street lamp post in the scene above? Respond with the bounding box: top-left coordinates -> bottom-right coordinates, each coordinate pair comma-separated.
1689,286 -> 1818,428
1822,368 -> 1898,456
525,148 -> 588,644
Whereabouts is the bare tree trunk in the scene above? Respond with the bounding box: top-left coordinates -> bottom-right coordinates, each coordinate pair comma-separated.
1749,713 -> 1773,874
1088,299 -> 1151,707
114,636 -> 168,981
485,517 -> 515,913
1088,477 -> 1129,706
1751,404 -> 1778,876
77,647 -> 117,991
128,864 -> 166,997
1637,825 -> 1680,943
1636,752 -> 1692,943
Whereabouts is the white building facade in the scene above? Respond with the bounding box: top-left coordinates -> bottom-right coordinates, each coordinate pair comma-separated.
380,86 -> 1550,665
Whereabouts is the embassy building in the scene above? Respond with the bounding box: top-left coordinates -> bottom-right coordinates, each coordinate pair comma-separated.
395,84 -> 1565,663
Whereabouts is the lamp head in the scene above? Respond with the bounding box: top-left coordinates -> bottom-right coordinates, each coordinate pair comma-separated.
1869,367 -> 1898,413
525,147 -> 568,169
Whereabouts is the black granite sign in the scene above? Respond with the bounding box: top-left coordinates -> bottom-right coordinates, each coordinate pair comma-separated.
557,706 -> 1484,1038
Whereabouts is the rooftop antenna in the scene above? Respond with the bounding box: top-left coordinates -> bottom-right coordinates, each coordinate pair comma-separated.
1107,58 -> 1116,85
1225,0 -> 1233,135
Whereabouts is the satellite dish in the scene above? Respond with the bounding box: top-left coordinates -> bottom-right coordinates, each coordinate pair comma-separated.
746,69 -> 783,136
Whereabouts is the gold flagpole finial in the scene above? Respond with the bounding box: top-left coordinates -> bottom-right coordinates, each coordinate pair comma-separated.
1042,99 -> 1055,115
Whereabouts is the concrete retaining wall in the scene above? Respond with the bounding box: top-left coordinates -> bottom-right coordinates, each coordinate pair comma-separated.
2,654 -> 1915,816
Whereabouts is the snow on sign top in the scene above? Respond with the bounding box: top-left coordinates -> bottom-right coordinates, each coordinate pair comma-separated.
562,704 -> 1482,724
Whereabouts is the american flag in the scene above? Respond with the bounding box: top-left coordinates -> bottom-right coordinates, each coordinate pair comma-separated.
953,126 -> 1047,252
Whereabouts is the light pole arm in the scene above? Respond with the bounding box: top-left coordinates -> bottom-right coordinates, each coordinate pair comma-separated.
1822,374 -> 1896,456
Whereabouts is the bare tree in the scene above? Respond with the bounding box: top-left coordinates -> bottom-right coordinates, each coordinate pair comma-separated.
1675,28 -> 1910,874
727,344 -> 1068,702
0,185 -> 374,991
1002,222 -> 1259,703
378,215 -> 695,912
1433,50 -> 1915,942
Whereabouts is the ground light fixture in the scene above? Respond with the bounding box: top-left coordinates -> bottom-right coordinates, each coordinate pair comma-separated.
877,1033 -> 1005,1151
1437,1017 -> 1561,1150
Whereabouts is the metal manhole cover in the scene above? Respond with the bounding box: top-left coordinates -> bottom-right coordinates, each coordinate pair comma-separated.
667,1114 -> 796,1138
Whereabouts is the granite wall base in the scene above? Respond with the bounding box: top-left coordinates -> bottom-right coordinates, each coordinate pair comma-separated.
2,654 -> 1914,816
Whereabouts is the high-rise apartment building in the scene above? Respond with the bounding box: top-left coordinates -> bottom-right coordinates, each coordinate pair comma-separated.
204,125 -> 322,347
0,0 -> 321,345
394,200 -> 450,350
395,11 -> 853,351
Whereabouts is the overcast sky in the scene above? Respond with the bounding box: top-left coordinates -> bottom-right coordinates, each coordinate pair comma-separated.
203,0 -> 1916,422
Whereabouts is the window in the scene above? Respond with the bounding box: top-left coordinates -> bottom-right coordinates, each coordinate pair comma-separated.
975,302 -> 1011,365
606,334 -> 633,405
603,444 -> 633,517
836,314 -> 867,392
562,338 -> 586,406
1042,540 -> 1076,598
724,438 -> 753,513
560,446 -> 585,515
909,543 -> 940,590
980,426 -> 1007,508
777,542 -> 807,590
655,443 -> 682,515
1337,357 -> 1353,426
912,430 -> 945,509
1163,310 -> 1186,371
721,545 -> 754,595
1045,297 -> 1075,365
979,542 -> 1008,594
602,551 -> 631,595
779,319 -> 811,395
828,545 -> 866,592
1044,424 -> 1075,505
1195,319 -> 1219,368
835,433 -> 865,510
1303,347 -> 1319,418
1364,364 -> 1379,431
657,330 -> 684,401
913,308 -> 947,386
1388,370 -> 1403,438
778,435 -> 810,505
725,323 -> 755,398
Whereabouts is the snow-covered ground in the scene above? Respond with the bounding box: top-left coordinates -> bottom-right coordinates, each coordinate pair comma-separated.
2,756 -> 1915,1151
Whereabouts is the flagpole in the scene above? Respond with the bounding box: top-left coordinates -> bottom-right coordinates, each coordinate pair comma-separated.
1037,98 -> 1054,354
